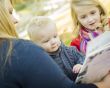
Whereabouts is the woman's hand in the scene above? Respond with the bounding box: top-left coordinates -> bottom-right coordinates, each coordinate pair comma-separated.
94,72 -> 110,88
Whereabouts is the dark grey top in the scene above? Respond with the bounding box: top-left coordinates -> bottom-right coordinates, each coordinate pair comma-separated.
49,43 -> 85,81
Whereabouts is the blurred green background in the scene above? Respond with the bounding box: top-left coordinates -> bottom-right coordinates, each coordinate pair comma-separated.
13,0 -> 110,45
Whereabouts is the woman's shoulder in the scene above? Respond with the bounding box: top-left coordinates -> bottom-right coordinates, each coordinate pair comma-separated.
6,38 -> 49,68
11,38 -> 44,54
11,38 -> 42,49
1,38 -> 44,58
11,38 -> 37,47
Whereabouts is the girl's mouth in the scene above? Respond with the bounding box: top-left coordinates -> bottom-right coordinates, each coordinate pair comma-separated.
89,23 -> 95,25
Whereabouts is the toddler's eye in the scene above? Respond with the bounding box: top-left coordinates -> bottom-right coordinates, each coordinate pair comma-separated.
43,39 -> 49,43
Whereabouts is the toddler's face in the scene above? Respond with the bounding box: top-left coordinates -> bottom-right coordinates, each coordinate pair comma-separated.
36,23 -> 61,53
75,5 -> 101,31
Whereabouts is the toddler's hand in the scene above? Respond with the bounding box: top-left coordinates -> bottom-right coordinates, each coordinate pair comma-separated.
72,64 -> 82,74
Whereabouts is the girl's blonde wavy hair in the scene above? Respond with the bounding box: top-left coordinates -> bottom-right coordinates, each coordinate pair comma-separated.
70,0 -> 108,38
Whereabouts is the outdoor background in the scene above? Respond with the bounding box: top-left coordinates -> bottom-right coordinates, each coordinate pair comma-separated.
14,0 -> 110,45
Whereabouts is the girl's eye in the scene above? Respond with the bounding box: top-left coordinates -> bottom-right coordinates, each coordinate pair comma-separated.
90,11 -> 96,15
80,15 -> 86,19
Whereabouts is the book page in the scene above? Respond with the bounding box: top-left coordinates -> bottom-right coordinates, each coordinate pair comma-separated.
75,31 -> 110,83
86,31 -> 110,57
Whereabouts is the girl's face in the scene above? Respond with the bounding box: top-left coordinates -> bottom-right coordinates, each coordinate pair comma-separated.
6,0 -> 18,24
75,5 -> 101,31
34,24 -> 61,53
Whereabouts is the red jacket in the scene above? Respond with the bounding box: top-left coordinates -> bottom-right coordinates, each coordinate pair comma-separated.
70,35 -> 81,51
70,18 -> 110,52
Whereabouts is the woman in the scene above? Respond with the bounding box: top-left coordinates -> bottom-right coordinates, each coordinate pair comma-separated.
0,0 -> 108,88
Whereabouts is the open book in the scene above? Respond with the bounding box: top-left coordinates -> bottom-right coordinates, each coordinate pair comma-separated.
75,31 -> 110,83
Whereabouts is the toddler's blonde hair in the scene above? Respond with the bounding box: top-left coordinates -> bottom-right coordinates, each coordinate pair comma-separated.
27,16 -> 55,42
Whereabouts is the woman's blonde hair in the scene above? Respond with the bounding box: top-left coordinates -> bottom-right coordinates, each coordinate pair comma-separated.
70,0 -> 108,38
0,0 -> 18,38
9,0 -> 24,6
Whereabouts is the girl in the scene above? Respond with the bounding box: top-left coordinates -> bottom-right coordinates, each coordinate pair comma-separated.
70,0 -> 110,54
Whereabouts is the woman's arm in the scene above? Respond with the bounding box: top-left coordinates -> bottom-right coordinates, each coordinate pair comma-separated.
11,40 -> 98,88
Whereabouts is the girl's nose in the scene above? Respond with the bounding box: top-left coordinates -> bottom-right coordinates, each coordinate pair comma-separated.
87,16 -> 94,23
